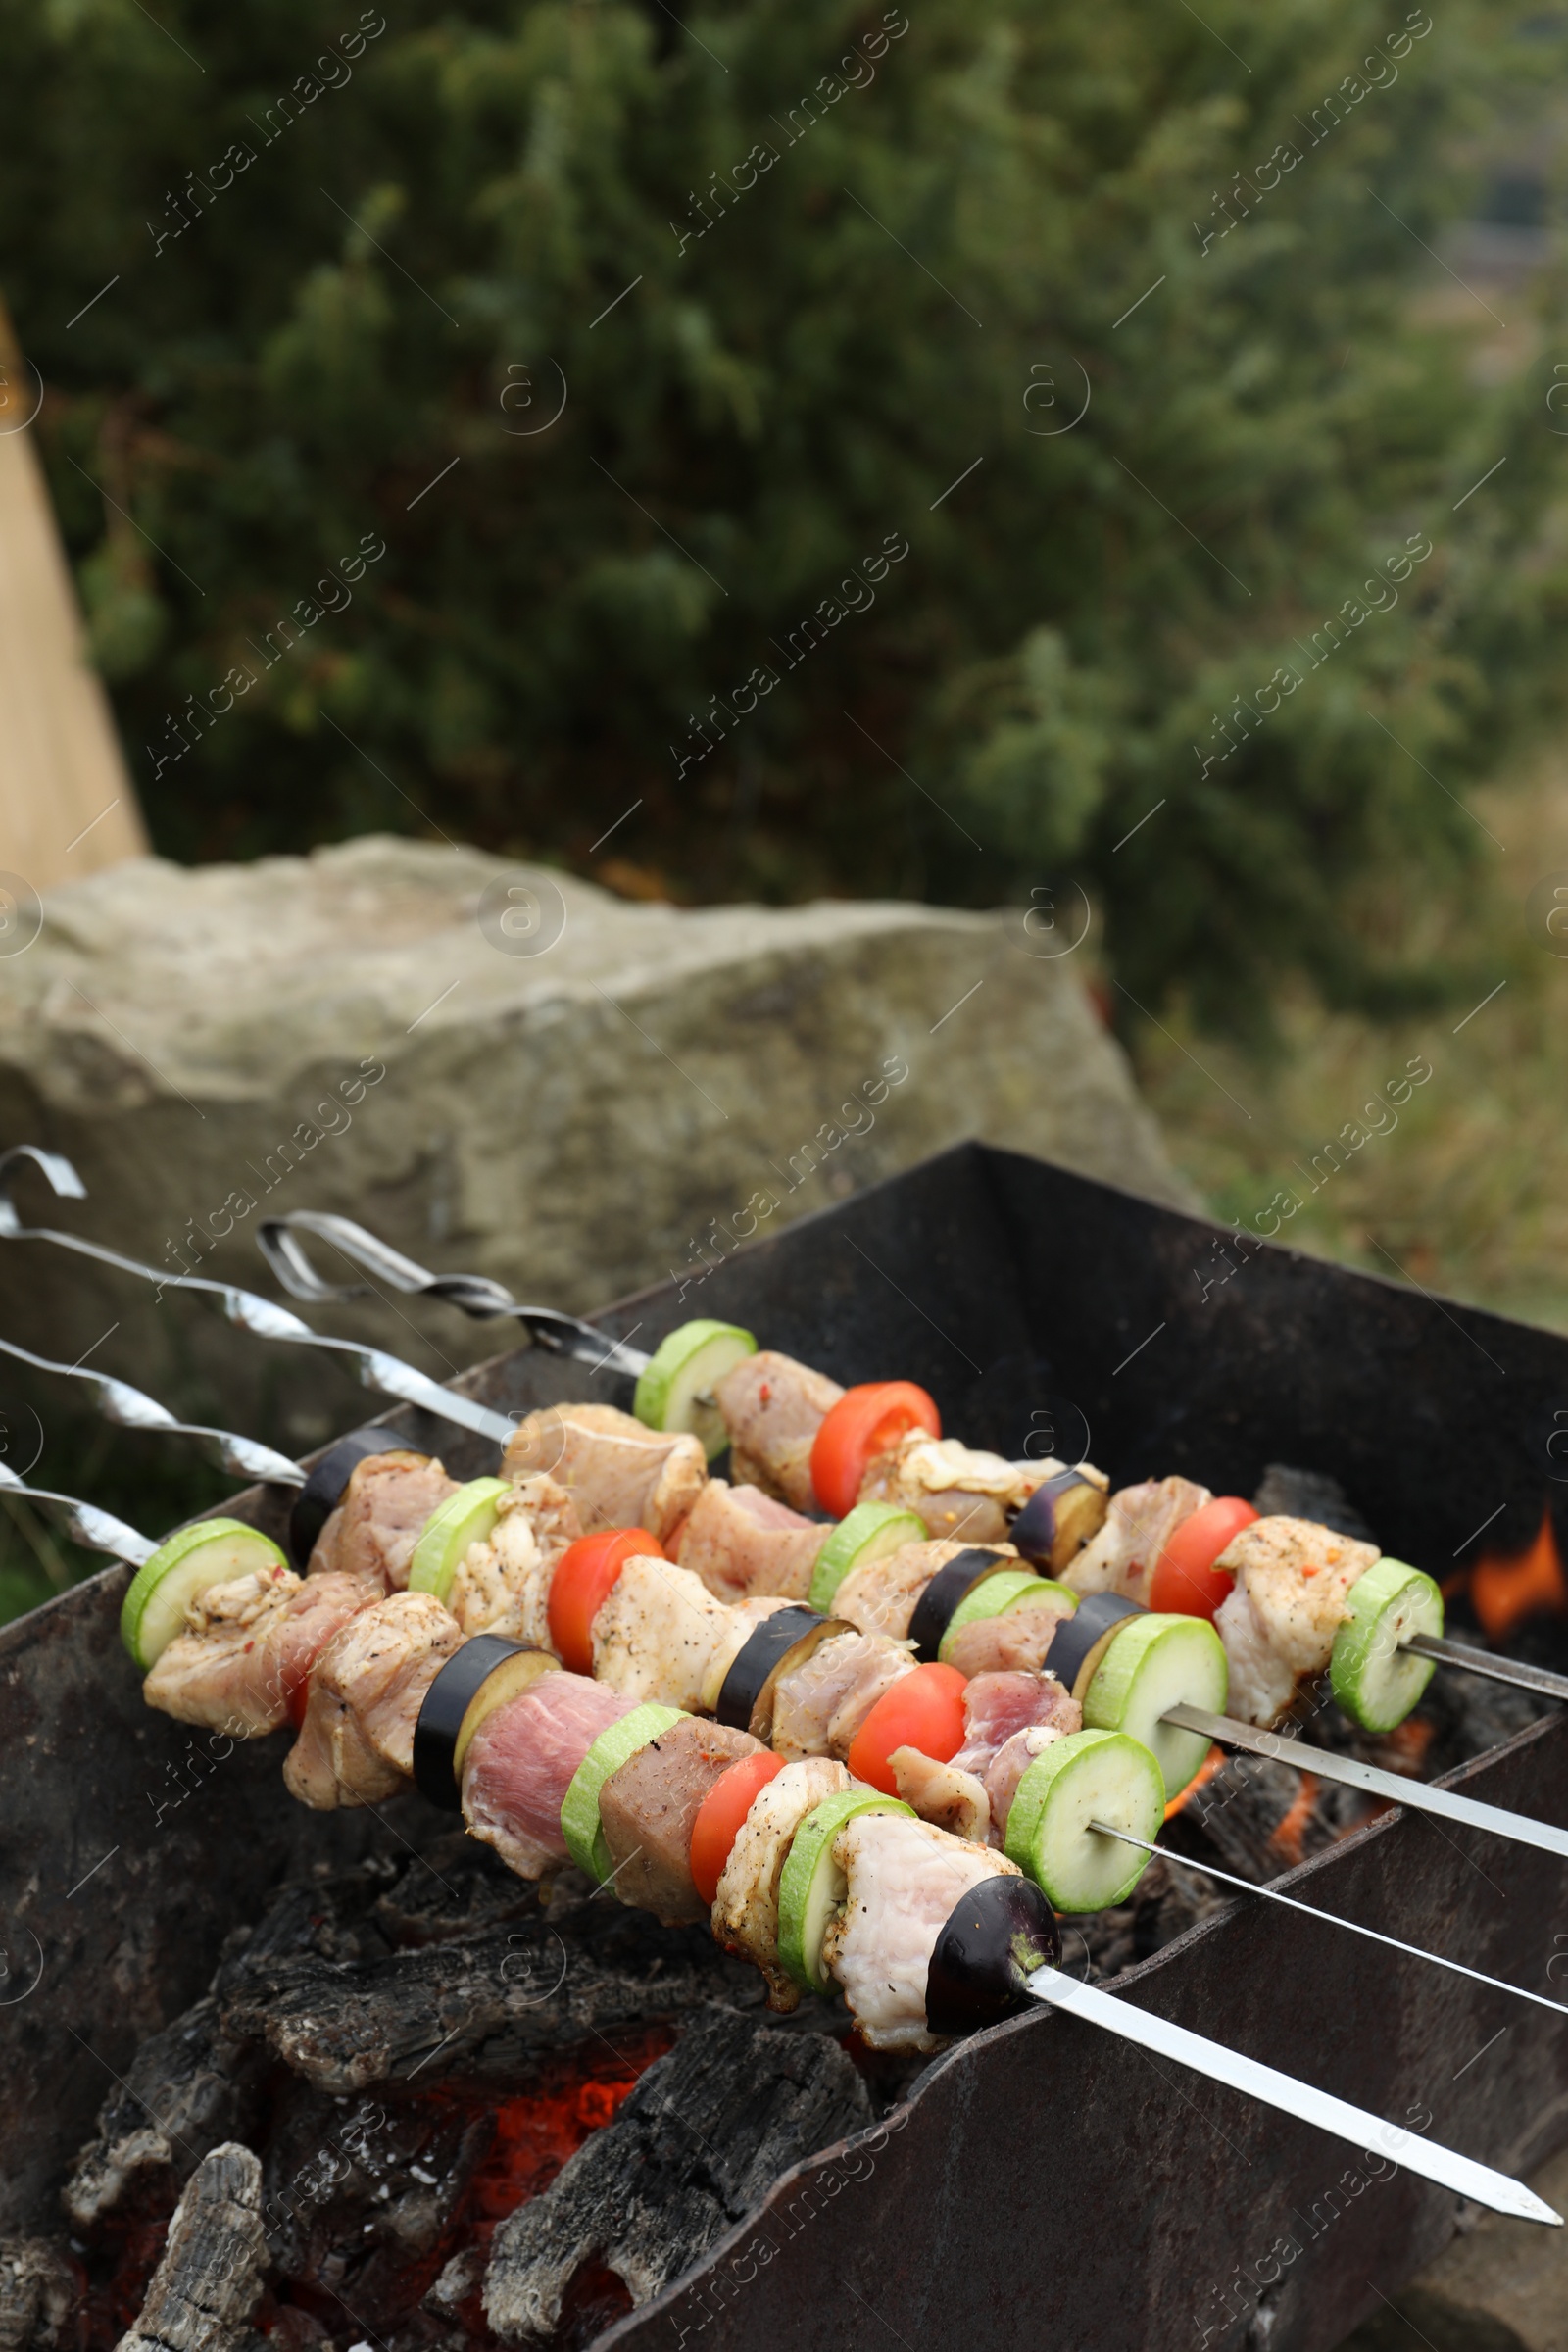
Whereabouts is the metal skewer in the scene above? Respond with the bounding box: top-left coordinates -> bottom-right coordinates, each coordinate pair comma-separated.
0,1462 -> 156,1566
0,1147 -> 516,1448
255,1208 -> 651,1376
1404,1631 -> 1568,1705
0,1333 -> 304,1486
1163,1702 -> 1568,1862
1091,1821 -> 1568,2019
1024,1963 -> 1560,2225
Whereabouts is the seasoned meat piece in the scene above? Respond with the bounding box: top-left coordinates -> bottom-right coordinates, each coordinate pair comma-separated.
820,1811 -> 1021,2050
942,1592 -> 1076,1679
711,1754 -> 851,2008
1214,1515 -> 1381,1726
463,1672 -> 635,1880
1064,1476 -> 1213,1601
955,1669 -> 1081,1765
307,1451 -> 462,1592
448,1474 -> 583,1645
591,1552 -> 792,1711
858,1436 -> 1108,1546
769,1629 -> 916,1762
674,1477 -> 831,1604
599,1716 -> 763,1924
889,1747 -> 991,1841
714,1350 -> 844,1511
981,1724 -> 1074,1842
283,1592 -> 463,1810
503,1404 -> 706,1541
144,1564 -> 382,1737
832,1539 -> 1016,1642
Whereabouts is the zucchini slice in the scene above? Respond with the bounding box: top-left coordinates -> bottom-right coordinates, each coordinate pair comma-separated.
561,1702 -> 686,1882
936,1569 -> 1077,1663
777,1788 -> 914,1992
808,1502 -> 928,1613
407,1476 -> 511,1602
121,1519 -> 291,1670
634,1320 -> 758,1460
1330,1558 -> 1444,1733
1080,1613 -> 1229,1801
1004,1728 -> 1164,1912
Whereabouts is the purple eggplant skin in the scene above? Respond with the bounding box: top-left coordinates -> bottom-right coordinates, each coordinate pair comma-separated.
1010,1469 -> 1093,1566
925,1874 -> 1061,2036
287,1426 -> 418,1568
1043,1591 -> 1145,1693
413,1633 -> 527,1808
906,1546 -> 1014,1662
714,1605 -> 824,1731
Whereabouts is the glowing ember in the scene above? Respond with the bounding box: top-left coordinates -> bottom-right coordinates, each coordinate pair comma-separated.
1470,1504 -> 1568,1641
1266,1773 -> 1320,1868
1163,1745 -> 1225,1821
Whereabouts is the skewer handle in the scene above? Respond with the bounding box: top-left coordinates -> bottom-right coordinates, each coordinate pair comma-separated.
1163,1702 -> 1568,1861
0,1334 -> 304,1486
0,1148 -> 517,1446
255,1209 -> 653,1376
1024,1964 -> 1561,2225
0,1463 -> 156,1567
1406,1631 -> 1568,1705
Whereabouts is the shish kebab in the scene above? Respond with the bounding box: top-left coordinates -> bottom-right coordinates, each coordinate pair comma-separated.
6,1150 -> 1568,1866
8,1329 -> 1568,2037
0,1454 -> 1558,2228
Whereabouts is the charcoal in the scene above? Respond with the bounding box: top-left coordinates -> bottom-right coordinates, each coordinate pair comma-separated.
113,2145 -> 268,2352
1251,1464 -> 1376,1544
62,1995 -> 264,2230
0,2240 -> 77,2352
481,2005 -> 873,2344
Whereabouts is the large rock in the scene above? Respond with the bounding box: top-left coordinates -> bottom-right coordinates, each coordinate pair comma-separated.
0,837 -> 1185,1449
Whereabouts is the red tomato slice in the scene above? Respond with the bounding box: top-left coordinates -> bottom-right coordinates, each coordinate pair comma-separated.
809,1381 -> 942,1517
689,1750 -> 785,1906
547,1528 -> 662,1673
1148,1496 -> 1259,1621
845,1661 -> 968,1795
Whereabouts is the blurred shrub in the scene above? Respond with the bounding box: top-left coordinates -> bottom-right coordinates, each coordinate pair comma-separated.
2,0 -> 1565,1026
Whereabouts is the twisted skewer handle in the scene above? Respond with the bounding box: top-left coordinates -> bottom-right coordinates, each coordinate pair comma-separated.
0,1333 -> 304,1487
0,1148 -> 515,1446
255,1208 -> 651,1376
0,1461 -> 155,1566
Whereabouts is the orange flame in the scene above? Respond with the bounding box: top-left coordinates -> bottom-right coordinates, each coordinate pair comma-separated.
1268,1772 -> 1320,1868
1164,1744 -> 1226,1821
1470,1504 -> 1568,1642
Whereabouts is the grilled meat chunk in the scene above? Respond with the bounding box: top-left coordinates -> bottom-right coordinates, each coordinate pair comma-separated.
714,1349 -> 844,1511
1213,1514 -> 1382,1726
503,1404 -> 706,1542
674,1477 -> 831,1604
711,1754 -> 851,2008
941,1591 -> 1076,1679
591,1552 -> 792,1712
832,1538 -> 1017,1642
820,1811 -> 1022,2050
889,1747 -> 991,1841
951,1669 -> 1081,1843
308,1451 -> 462,1592
283,1592 -> 463,1809
448,1474 -> 583,1645
769,1629 -> 916,1762
858,1435 -> 1107,1547
981,1725 -> 1075,1841
463,1672 -> 635,1880
598,1716 -> 764,1924
1063,1476 -> 1213,1601
143,1564 -> 380,1737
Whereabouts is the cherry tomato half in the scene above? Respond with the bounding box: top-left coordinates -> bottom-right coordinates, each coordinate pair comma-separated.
845,1661 -> 968,1795
809,1380 -> 942,1517
548,1527 -> 662,1673
1148,1496 -> 1259,1621
689,1750 -> 785,1907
